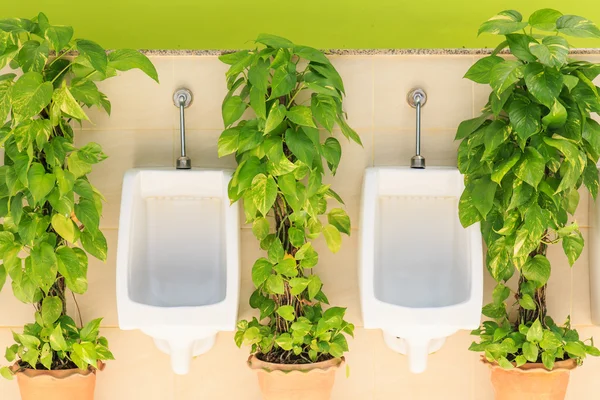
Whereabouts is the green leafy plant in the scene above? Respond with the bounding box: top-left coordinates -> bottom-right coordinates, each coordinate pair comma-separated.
217,34 -> 360,364
458,9 -> 600,370
0,13 -> 158,379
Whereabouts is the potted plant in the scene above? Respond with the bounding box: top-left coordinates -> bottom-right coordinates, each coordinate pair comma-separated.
457,8 -> 600,400
0,12 -> 158,400
217,34 -> 360,400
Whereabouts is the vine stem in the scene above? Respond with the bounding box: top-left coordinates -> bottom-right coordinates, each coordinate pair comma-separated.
71,291 -> 84,328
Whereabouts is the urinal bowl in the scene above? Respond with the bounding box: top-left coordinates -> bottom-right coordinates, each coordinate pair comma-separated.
116,169 -> 240,375
359,167 -> 483,373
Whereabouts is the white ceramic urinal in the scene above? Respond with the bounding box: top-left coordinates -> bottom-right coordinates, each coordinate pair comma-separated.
359,167 -> 483,373
116,168 -> 240,375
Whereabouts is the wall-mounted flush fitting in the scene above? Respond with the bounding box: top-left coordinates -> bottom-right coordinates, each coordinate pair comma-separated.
407,88 -> 427,169
173,88 -> 193,169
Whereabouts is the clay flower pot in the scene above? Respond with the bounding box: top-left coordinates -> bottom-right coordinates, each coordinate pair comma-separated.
12,362 -> 105,400
248,355 -> 344,400
484,358 -> 577,400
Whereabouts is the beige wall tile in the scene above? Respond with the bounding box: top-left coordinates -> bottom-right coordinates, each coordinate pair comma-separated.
172,57 -> 229,130
173,129 -> 237,170
329,56 -> 374,130
82,56 -> 175,131
66,230 -> 119,327
74,129 -> 175,230
95,328 -> 175,400
374,129 -> 458,167
331,328 -> 375,400
0,278 -> 36,327
373,55 -> 475,131
174,332 -> 262,400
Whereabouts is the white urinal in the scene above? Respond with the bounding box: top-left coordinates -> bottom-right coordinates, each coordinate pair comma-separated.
116,168 -> 240,375
359,166 -> 483,373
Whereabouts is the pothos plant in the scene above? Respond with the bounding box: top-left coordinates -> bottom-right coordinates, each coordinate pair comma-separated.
458,9 -> 600,370
0,13 -> 158,379
217,34 -> 360,364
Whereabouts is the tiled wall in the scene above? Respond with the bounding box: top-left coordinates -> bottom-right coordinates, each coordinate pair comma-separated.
1,53 -> 600,399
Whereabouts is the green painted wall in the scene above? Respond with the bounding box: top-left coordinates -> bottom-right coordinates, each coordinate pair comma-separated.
1,1 -> 600,49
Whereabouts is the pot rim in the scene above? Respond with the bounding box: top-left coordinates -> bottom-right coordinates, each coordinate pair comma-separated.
481,356 -> 578,373
11,360 -> 105,379
248,354 -> 345,375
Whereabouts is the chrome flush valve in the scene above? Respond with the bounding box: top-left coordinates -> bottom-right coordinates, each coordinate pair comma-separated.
407,88 -> 427,169
173,88 -> 193,169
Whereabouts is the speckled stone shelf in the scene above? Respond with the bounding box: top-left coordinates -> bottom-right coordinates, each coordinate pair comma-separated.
138,48 -> 600,56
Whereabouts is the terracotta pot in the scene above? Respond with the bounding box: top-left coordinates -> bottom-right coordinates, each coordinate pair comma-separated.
12,362 -> 105,400
484,358 -> 577,400
248,355 -> 344,400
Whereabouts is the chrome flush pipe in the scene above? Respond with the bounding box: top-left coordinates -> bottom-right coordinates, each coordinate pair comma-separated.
407,88 -> 427,169
173,88 -> 193,169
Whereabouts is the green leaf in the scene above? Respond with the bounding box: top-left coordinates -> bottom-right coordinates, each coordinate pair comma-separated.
491,151 -> 521,184
289,277 -> 309,295
45,25 -> 74,52
323,224 -> 342,253
248,58 -> 269,92
322,137 -> 342,173
222,96 -> 246,127
75,199 -> 100,231
57,246 -> 88,294
10,72 -> 53,122
30,242 -> 58,293
563,231 -> 584,266
464,56 -> 504,84
276,305 -> 296,321
522,255 -> 551,288
41,296 -> 63,327
52,85 -> 90,121
470,176 -> 497,218
524,63 -> 564,107
249,86 -> 266,120
27,163 -> 56,205
80,318 -> 102,342
285,128 -> 314,166
251,258 -> 272,287
252,217 -> 270,240
309,63 -> 345,94
483,120 -> 510,160
275,333 -> 293,350
217,128 -> 240,157
542,351 -> 555,370
67,152 -> 93,179
288,227 -> 305,247
478,10 -> 528,35
108,49 -> 159,82
80,228 -> 108,261
274,257 -> 297,277
557,15 -> 600,38
268,237 -> 285,264
265,103 -> 286,134
328,208 -> 351,235
542,100 -> 568,128
458,190 -> 482,227
506,34 -> 537,62
51,213 -> 79,244
523,341 -> 539,362
492,283 -> 510,304
72,342 -> 97,368
0,366 -> 13,380
250,174 -> 278,216
311,94 -> 337,132
528,9 -> 563,31
508,100 -> 541,140
270,64 -> 296,99
17,40 -> 49,73
287,105 -> 316,128
515,147 -> 545,188
266,274 -> 285,294
490,60 -> 524,95
527,319 -> 544,342
76,39 -> 107,74
519,294 -> 537,310
540,331 -> 563,350
529,36 -> 570,68
256,33 -> 294,48
307,275 -> 322,299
